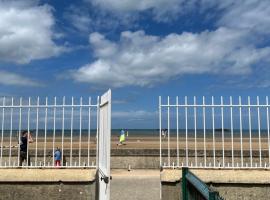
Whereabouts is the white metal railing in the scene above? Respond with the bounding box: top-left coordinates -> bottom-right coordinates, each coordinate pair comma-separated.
0,96 -> 99,168
159,96 -> 270,169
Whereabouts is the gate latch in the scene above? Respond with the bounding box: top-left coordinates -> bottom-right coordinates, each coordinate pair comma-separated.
99,169 -> 112,184
100,176 -> 112,184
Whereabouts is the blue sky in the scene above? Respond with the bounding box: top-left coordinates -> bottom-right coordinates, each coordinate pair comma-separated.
1,0 -> 270,128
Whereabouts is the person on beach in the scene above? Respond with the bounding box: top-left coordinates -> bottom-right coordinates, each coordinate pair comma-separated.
117,129 -> 126,146
19,130 -> 34,166
54,147 -> 61,167
162,129 -> 167,138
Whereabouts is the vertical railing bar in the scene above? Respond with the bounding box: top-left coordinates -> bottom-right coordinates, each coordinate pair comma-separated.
185,96 -> 188,166
79,97 -> 82,166
88,97 -> 91,167
212,96 -> 216,167
176,96 -> 179,167
266,96 -> 270,166
17,97 -> 22,166
0,97 -> 5,166
159,96 -> 162,200
203,96 -> 206,167
159,96 -> 162,167
35,97 -> 39,166
159,96 -> 163,200
96,96 -> 100,167
61,97 -> 65,166
167,96 -> 170,166
248,96 -> 253,167
70,97 -> 74,166
257,96 -> 262,167
27,97 -> 31,167
53,97 -> 56,166
194,96 -> 197,167
230,96 -> 234,167
221,96 -> 224,167
239,96 -> 243,167
43,97 -> 48,166
9,97 -> 14,166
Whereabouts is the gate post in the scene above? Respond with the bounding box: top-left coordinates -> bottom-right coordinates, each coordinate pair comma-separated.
182,167 -> 188,200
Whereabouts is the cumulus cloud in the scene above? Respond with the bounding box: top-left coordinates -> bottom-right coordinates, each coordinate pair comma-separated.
69,0 -> 270,88
71,28 -> 270,87
86,0 -> 196,22
86,0 -> 270,28
217,0 -> 270,35
64,3 -> 138,34
0,0 -> 65,64
64,5 -> 92,33
0,70 -> 42,87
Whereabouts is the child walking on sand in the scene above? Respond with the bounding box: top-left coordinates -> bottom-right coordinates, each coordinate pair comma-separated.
54,147 -> 61,167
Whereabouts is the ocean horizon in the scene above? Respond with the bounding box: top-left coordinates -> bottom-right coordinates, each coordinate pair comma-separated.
1,129 -> 269,138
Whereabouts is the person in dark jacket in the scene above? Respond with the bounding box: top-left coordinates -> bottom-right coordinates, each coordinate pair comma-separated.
19,131 -> 33,166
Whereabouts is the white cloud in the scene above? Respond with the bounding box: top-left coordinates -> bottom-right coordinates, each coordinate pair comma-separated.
216,0 -> 270,35
69,0 -> 270,88
64,5 -> 92,33
198,0 -> 270,35
88,0 -> 194,22
113,110 -> 154,118
91,0 -> 179,12
64,3 -> 137,34
0,0 -> 65,64
0,70 -> 42,87
87,0 -> 270,28
112,110 -> 157,123
71,28 -> 270,88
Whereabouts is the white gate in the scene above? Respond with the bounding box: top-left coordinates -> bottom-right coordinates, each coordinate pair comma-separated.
98,89 -> 111,200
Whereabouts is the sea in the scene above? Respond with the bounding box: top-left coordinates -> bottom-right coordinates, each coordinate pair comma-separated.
1,129 -> 269,138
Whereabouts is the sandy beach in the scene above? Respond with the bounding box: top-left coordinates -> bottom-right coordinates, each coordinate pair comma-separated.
1,135 -> 269,151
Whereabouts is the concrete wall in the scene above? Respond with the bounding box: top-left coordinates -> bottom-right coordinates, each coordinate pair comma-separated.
2,149 -> 268,169
161,169 -> 270,200
0,169 -> 97,200
211,184 -> 270,200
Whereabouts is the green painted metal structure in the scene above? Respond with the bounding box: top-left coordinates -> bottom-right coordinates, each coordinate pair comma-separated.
182,167 -> 224,200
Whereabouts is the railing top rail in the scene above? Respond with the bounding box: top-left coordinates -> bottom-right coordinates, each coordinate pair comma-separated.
160,104 -> 270,107
0,105 -> 98,108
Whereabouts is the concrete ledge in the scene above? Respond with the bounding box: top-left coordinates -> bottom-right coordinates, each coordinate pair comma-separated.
161,169 -> 270,184
0,169 -> 96,183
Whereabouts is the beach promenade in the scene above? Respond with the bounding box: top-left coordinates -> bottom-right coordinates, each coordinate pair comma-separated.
111,170 -> 160,200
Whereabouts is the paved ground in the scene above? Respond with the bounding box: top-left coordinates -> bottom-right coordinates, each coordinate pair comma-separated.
111,169 -> 160,200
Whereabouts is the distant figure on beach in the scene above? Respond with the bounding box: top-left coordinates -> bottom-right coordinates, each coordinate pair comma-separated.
126,130 -> 129,141
19,131 -> 34,166
54,147 -> 61,167
117,129 -> 126,146
161,129 -> 167,138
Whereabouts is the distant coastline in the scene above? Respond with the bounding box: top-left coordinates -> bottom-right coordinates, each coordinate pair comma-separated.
214,128 -> 230,132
